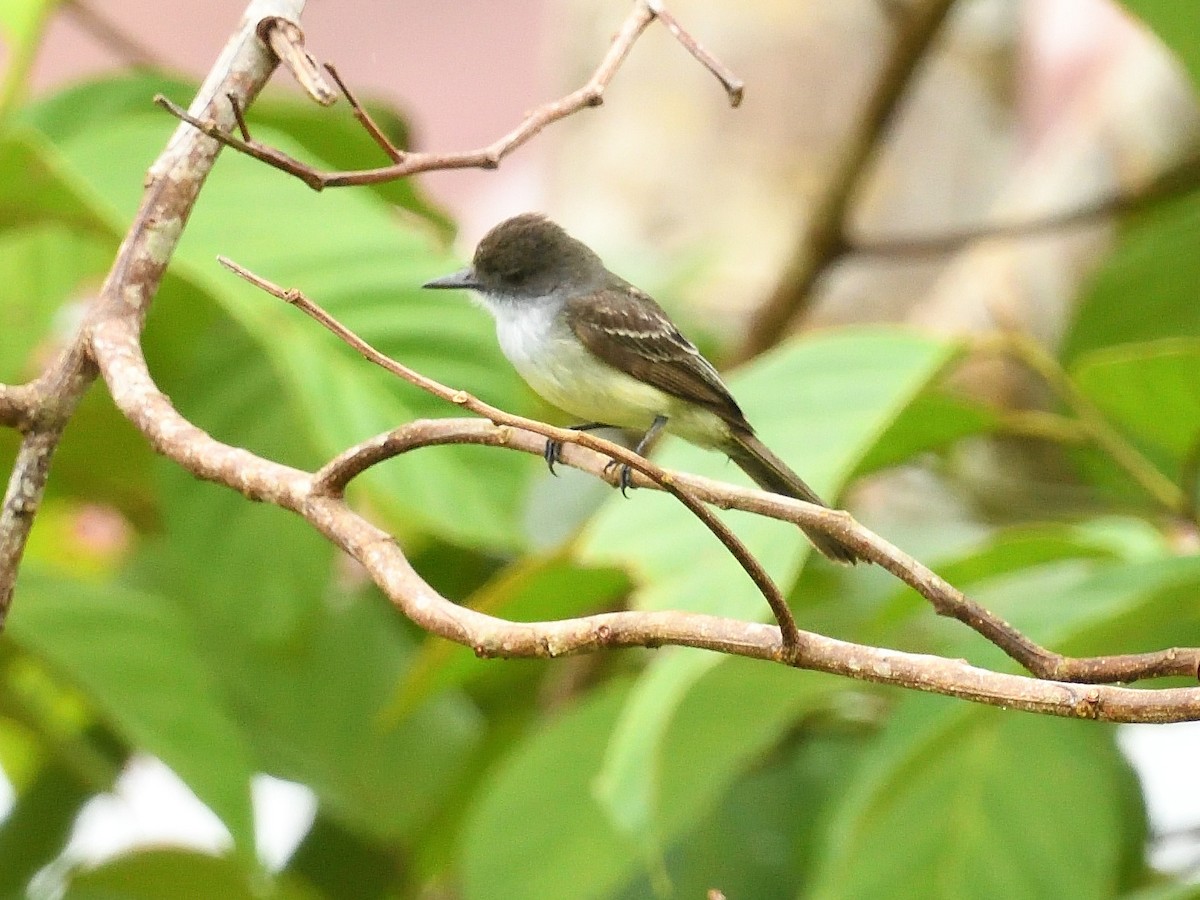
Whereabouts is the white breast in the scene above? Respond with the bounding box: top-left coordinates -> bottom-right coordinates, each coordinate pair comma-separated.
492,301 -> 666,430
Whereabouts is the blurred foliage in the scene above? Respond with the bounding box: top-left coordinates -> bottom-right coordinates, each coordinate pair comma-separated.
0,3 -> 1198,899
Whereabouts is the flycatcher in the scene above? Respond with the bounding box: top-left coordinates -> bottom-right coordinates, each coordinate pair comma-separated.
424,213 -> 861,564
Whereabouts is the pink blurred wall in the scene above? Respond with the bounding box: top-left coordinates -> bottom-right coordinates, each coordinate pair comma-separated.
28,0 -> 549,215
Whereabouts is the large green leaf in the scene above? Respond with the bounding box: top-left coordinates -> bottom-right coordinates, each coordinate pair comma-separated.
1121,3 -> 1200,91
61,849 -> 319,900
807,696 -> 1139,900
462,663 -> 841,900
579,328 -> 954,616
19,78 -> 532,550
6,570 -> 257,852
614,730 -> 871,900
462,681 -> 636,900
579,329 -> 954,841
1073,338 -> 1200,467
1064,195 -> 1200,361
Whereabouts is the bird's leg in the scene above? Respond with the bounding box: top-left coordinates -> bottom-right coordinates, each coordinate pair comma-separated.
606,415 -> 667,497
544,422 -> 614,475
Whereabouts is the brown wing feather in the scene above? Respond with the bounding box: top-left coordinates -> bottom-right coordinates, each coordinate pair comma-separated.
563,285 -> 750,429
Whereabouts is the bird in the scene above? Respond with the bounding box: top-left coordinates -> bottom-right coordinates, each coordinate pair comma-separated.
423,213 -> 862,564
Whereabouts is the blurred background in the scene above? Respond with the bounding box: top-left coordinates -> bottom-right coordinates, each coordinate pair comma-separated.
2,0 -> 1200,897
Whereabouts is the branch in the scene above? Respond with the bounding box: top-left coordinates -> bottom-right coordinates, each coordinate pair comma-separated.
0,383 -> 36,431
222,260 -> 1200,687
62,0 -> 171,72
16,0 -> 1200,724
0,2 -> 305,627
846,151 -> 1200,260
314,416 -> 1200,685
737,0 -> 959,361
155,0 -> 743,191
217,259 -> 803,651
88,309 -> 1200,722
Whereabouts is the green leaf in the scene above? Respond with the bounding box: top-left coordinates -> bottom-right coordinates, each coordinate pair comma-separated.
462,681 -> 637,900
578,329 -> 954,842
1121,2 -> 1200,91
19,79 -> 532,550
808,697 -> 1138,900
463,663 -> 842,900
579,328 -> 955,616
6,570 -> 257,852
1065,195 -> 1200,361
615,730 -> 871,900
0,0 -> 61,114
1073,338 -> 1200,464
61,849 -> 319,900
854,388 -> 994,475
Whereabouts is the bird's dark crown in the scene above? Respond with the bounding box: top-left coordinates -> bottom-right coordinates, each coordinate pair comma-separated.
472,213 -> 607,296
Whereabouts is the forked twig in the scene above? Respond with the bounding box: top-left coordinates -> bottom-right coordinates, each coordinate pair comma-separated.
217,257 -> 806,654
156,0 -> 743,191
218,258 -> 1200,686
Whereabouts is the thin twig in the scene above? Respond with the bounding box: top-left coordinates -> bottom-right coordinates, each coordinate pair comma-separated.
645,0 -> 745,106
257,16 -> 337,105
324,64 -> 404,162
156,1 -> 741,191
737,0 -> 959,361
217,258 -> 804,652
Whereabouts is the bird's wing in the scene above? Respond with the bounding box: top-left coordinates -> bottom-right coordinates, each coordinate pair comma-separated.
563,285 -> 750,429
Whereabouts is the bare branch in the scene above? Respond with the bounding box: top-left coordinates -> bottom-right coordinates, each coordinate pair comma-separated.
221,258 -> 1200,687
257,16 -> 337,105
0,383 -> 36,431
737,0 -> 959,361
218,258 -> 803,650
156,1 -> 741,190
645,0 -> 745,106
0,0 -> 300,628
87,311 -> 1200,721
314,415 -> 1200,685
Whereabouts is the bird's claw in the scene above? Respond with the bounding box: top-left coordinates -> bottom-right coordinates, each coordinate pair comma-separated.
603,459 -> 635,497
543,439 -> 563,475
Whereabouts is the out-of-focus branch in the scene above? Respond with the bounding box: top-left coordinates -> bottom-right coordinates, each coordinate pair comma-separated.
155,0 -> 742,191
737,0 -> 959,361
847,151 -> 1200,260
980,333 -> 1189,518
62,0 -> 169,72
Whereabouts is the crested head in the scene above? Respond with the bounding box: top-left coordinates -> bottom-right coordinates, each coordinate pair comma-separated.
470,213 -> 608,299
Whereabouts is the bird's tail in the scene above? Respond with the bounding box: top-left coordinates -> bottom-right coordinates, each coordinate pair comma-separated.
725,430 -> 863,565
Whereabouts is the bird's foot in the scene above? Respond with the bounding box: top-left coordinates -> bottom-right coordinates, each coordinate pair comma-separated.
543,438 -> 564,475
603,459 -> 636,497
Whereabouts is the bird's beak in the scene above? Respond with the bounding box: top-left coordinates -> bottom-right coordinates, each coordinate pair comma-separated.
422,267 -> 480,291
